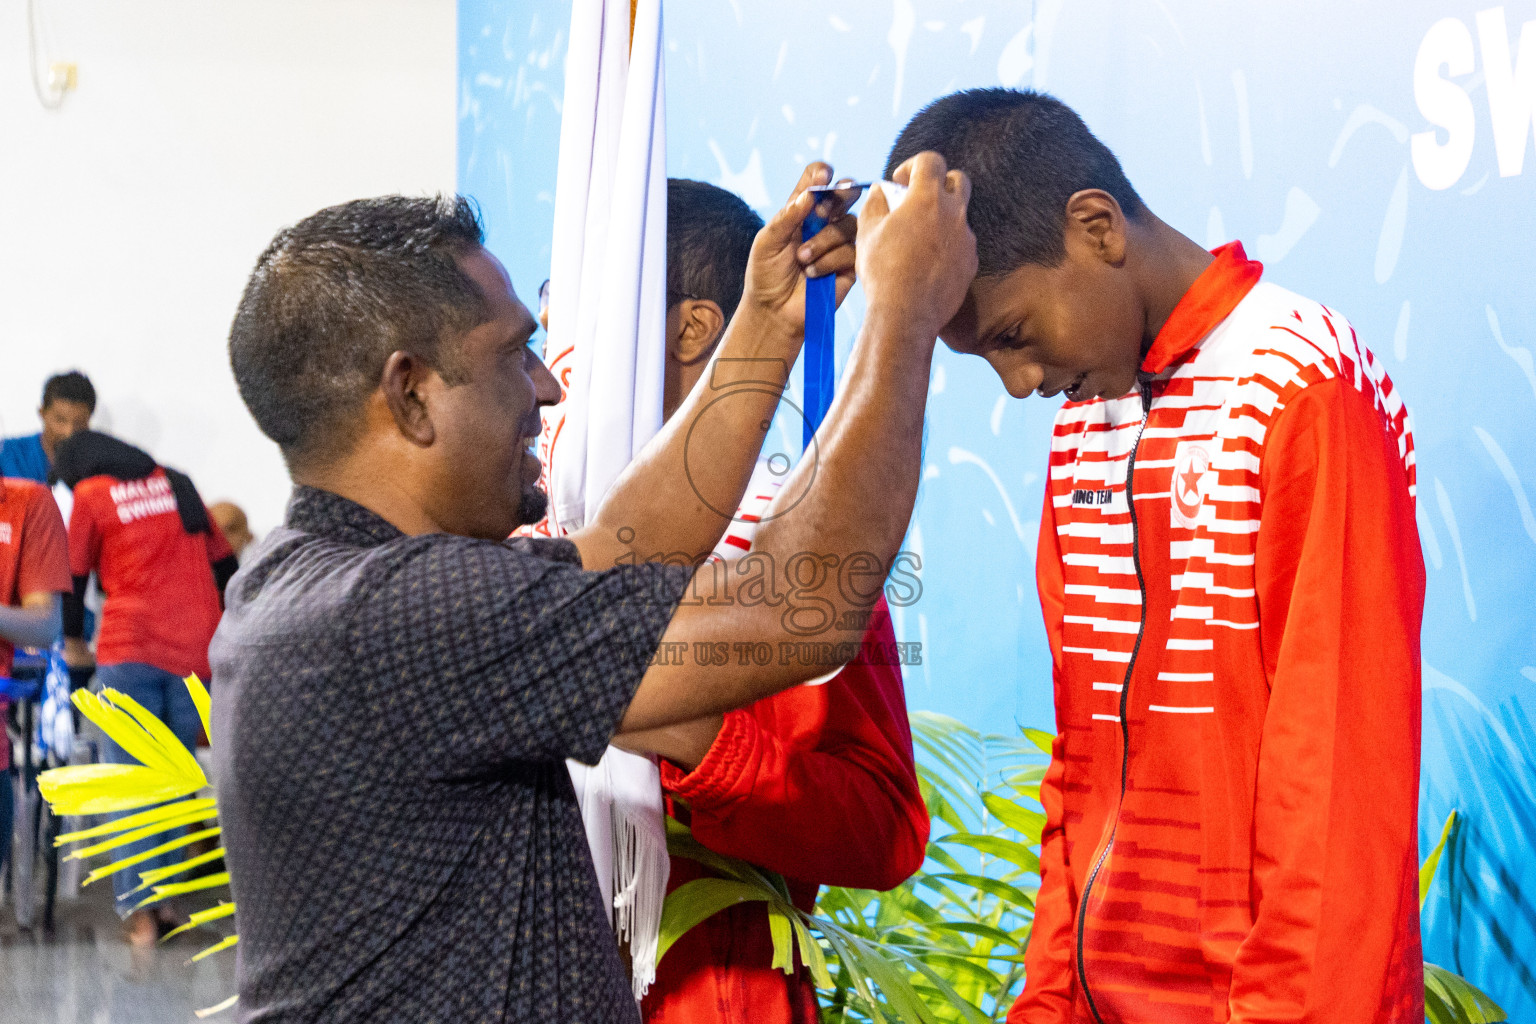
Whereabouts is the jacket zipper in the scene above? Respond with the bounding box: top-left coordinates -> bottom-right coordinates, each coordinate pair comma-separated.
1074,383 -> 1154,1024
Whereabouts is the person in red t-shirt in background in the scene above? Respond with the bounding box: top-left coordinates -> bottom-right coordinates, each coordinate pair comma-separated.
54,431 -> 237,945
0,476 -> 72,890
601,180 -> 930,1024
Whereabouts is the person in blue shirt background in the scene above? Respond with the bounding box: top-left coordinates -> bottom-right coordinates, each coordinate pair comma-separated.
0,371 -> 96,483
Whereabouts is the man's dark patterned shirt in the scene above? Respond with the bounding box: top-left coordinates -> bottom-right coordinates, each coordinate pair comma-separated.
210,487 -> 691,1023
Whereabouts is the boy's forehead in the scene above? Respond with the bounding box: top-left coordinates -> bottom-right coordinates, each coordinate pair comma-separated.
44,398 -> 91,417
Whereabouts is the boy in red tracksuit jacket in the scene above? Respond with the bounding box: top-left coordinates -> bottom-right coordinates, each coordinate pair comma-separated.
606,179 -> 930,1023
887,90 -> 1424,1023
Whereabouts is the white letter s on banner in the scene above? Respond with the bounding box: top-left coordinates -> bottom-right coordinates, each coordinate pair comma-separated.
1411,17 -> 1478,190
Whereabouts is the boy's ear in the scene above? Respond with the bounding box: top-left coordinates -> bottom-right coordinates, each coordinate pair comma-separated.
669,298 -> 726,366
1064,189 -> 1128,266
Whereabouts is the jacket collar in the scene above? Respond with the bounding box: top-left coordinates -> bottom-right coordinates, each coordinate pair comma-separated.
1140,242 -> 1263,376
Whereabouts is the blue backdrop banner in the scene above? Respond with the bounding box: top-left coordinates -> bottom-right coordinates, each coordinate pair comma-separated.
459,1 -> 1536,1012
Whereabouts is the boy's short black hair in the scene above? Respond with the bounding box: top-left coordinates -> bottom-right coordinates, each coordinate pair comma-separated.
885,88 -> 1146,277
229,195 -> 490,468
667,179 -> 764,322
42,371 -> 96,413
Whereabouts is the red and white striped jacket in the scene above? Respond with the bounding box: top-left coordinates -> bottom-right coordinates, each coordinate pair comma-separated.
1011,244 -> 1426,1024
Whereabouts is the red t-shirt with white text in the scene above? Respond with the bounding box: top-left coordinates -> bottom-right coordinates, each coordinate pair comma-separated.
0,477 -> 72,677
68,469 -> 232,678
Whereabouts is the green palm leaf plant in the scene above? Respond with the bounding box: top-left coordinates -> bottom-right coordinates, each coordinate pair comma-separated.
1419,812 -> 1505,1024
660,711 -> 1045,1023
814,712 -> 1048,1022
663,712 -> 1507,1024
37,675 -> 239,1018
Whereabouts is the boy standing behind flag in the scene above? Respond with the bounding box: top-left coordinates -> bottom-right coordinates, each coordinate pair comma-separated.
571,178 -> 929,1024
888,90 -> 1423,1024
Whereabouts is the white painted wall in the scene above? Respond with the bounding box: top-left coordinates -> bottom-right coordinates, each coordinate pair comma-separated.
0,0 -> 457,534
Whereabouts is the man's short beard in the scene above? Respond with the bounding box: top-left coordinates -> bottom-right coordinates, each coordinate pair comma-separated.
516,485 -> 549,527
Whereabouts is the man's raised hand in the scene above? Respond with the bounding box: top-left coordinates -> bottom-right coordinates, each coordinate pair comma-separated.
740,162 -> 860,336
857,152 -> 977,343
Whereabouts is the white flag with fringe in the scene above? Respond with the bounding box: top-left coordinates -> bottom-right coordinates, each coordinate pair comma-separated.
541,0 -> 670,1003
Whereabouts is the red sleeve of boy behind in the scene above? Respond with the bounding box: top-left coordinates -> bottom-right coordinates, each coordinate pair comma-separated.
662,598 -> 927,885
1226,378 -> 1424,1022
643,600 -> 929,1024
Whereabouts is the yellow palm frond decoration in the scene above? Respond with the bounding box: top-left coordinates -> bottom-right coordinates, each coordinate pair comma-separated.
37,674 -> 239,1012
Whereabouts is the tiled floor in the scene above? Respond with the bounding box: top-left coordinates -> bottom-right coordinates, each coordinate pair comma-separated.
0,882 -> 237,1023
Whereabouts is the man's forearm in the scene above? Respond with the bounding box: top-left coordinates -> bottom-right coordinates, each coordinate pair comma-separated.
0,598 -> 62,651
702,306 -> 933,673
752,305 -> 928,590
612,714 -> 725,769
578,307 -> 802,569
617,309 -> 935,730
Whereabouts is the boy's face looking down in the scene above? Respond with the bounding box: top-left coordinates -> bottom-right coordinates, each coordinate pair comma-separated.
884,88 -> 1186,404
940,188 -> 1145,404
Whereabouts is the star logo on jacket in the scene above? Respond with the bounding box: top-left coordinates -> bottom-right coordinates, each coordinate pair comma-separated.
1171,443 -> 1213,529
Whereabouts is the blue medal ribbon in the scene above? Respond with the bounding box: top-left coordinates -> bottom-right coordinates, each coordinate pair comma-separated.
801,209 -> 835,447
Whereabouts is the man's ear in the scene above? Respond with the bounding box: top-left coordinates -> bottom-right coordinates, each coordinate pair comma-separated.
379,350 -> 438,448
1064,189 -> 1127,266
668,298 -> 726,366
